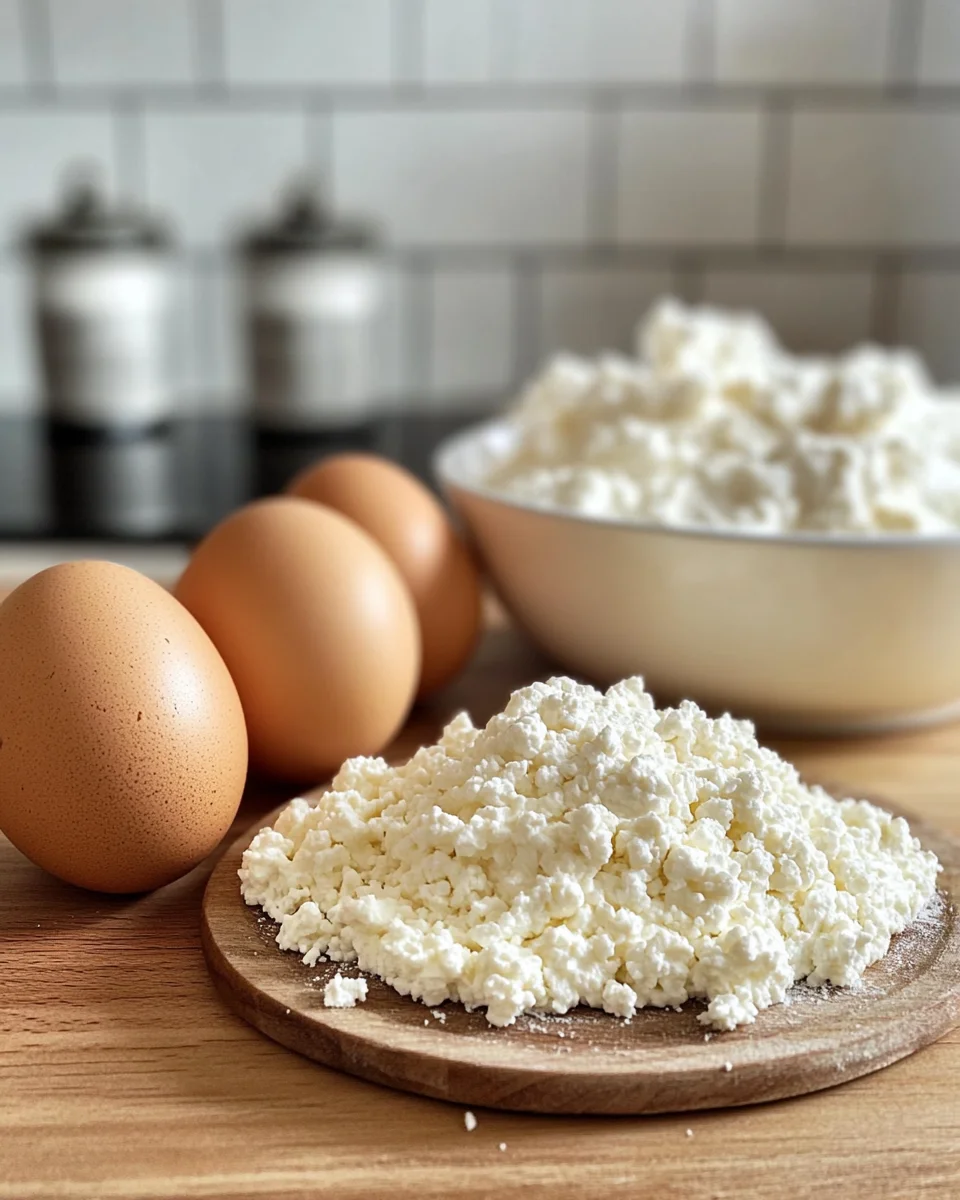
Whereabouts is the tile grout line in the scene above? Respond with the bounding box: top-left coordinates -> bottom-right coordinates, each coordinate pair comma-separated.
758,96 -> 791,247
887,0 -> 924,90
392,0 -> 424,88
686,0 -> 717,84
490,0 -> 516,82
9,82 -> 960,111
512,253 -> 541,383
20,0 -> 53,96
306,99 -> 333,193
112,101 -> 146,202
195,0 -> 227,98
587,102 -> 618,245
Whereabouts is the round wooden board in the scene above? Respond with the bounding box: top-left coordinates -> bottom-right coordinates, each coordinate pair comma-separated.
201,803 -> 960,1115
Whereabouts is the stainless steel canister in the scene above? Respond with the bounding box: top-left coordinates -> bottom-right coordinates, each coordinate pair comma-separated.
240,189 -> 383,432
26,176 -> 174,430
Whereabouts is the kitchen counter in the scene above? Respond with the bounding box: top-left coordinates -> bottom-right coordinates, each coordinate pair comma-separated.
2,608 -> 960,1200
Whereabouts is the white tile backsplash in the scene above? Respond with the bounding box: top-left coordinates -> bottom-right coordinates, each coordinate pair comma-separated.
333,109 -> 590,246
143,108 -> 308,247
616,108 -> 763,244
917,0 -> 960,85
508,0 -> 689,84
787,109 -> 960,246
0,0 -> 27,86
538,265 -> 674,362
0,111 -> 117,249
2,1 -> 960,409
715,0 -> 891,85
422,0 -> 494,84
48,0 -> 197,87
429,267 -> 515,402
222,0 -> 393,86
702,266 -> 875,353
896,271 -> 960,386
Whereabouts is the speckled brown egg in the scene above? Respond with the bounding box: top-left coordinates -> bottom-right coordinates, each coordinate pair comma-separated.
174,496 -> 420,782
288,453 -> 482,697
0,561 -> 248,894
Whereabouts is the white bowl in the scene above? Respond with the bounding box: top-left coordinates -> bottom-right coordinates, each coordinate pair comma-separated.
436,418 -> 960,735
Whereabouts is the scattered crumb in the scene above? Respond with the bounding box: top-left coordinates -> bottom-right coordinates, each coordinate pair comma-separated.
723,1061 -> 733,1072
423,1019 -> 429,1026
464,1111 -> 478,1133
685,1128 -> 694,1138
498,1142 -> 507,1152
431,1009 -> 447,1024
703,1033 -> 712,1043
323,973 -> 368,1008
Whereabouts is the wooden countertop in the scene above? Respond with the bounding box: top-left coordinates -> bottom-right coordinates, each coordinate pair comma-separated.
2,615 -> 960,1200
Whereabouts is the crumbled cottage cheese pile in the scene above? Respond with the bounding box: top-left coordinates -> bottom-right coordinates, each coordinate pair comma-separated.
240,676 -> 938,1030
486,298 -> 960,533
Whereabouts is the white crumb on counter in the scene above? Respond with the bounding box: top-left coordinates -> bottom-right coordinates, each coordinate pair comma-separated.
686,1128 -> 694,1138
464,1111 -> 477,1132
323,973 -> 368,1008
498,1142 -> 507,1151
723,1061 -> 733,1072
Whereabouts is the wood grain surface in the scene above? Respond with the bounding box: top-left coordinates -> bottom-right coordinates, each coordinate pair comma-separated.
202,803 -> 960,1116
3,611 -> 960,1197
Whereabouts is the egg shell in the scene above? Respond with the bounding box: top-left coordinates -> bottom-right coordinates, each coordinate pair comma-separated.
288,453 -> 482,697
0,561 -> 248,894
175,495 -> 421,781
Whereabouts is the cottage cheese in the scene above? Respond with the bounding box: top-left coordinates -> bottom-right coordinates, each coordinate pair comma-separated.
323,972 -> 368,1008
486,298 -> 960,534
240,676 -> 938,1030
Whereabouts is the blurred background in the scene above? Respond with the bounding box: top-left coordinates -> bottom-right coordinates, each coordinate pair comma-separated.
1,0 -> 959,553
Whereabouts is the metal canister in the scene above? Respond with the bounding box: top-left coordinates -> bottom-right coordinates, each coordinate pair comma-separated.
240,188 -> 382,433
26,175 -> 174,430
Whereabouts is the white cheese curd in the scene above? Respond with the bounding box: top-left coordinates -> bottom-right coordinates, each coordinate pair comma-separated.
240,676 -> 938,1031
323,972 -> 368,1008
486,298 -> 960,534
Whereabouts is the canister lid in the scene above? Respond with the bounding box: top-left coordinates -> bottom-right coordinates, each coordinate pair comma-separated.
241,186 -> 378,256
27,173 -> 171,253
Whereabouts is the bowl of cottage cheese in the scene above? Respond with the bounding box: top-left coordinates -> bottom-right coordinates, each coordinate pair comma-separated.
436,299 -> 960,733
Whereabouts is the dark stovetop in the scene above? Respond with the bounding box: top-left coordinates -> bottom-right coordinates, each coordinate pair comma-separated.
0,412 -> 485,543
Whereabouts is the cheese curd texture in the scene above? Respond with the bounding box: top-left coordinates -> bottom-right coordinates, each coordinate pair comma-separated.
240,676 -> 938,1030
323,972 -> 368,1008
486,298 -> 960,534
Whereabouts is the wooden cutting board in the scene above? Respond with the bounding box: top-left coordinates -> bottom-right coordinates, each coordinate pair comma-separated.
201,802 -> 960,1115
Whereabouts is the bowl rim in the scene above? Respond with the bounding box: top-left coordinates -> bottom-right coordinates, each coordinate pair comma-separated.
434,417 -> 960,551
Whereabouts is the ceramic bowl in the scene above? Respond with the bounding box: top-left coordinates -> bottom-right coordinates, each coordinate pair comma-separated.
435,418 -> 960,734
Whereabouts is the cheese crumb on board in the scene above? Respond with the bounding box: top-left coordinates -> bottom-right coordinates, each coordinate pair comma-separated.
464,1111 -> 477,1132
323,972 -> 367,1008
486,298 -> 960,535
240,676 -> 938,1031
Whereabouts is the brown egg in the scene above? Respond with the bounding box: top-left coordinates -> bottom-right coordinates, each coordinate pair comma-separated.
288,453 -> 482,697
175,496 -> 420,781
0,561 -> 248,894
